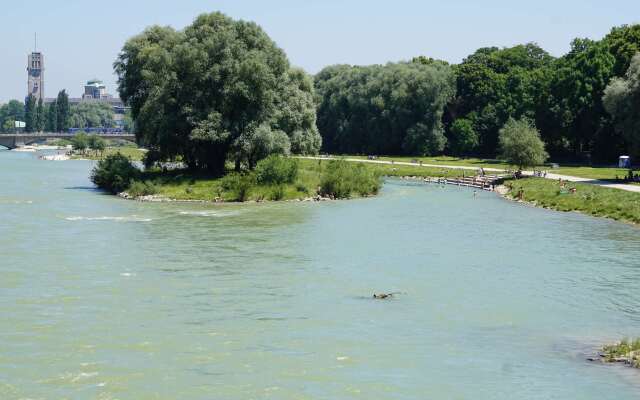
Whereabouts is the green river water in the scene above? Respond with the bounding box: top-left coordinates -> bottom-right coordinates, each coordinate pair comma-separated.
1,149 -> 640,399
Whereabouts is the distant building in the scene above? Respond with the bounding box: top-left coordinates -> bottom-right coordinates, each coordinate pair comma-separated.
44,79 -> 129,130
27,52 -> 45,101
82,79 -> 112,100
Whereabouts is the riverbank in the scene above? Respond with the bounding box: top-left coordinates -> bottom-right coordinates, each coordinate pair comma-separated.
501,177 -> 640,225
108,158 -> 382,202
70,146 -> 147,161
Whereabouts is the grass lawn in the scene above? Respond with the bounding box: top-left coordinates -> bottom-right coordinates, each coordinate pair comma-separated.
336,154 -> 639,181
344,155 -> 509,170
504,177 -> 640,224
554,166 -> 636,180
141,160 -> 324,202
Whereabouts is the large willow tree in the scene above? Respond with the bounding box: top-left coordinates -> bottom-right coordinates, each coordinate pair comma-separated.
114,12 -> 321,173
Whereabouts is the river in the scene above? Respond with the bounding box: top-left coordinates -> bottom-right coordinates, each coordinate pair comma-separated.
1,149 -> 640,399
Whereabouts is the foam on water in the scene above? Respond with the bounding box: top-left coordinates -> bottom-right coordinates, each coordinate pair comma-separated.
178,209 -> 241,217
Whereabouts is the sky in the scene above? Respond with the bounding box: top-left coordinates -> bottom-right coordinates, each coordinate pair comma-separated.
0,0 -> 638,102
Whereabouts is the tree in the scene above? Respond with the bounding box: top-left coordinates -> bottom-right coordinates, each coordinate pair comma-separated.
56,90 -> 70,132
71,132 -> 89,154
69,102 -> 115,129
403,122 -> 447,156
45,100 -> 57,132
35,98 -> 45,132
542,39 -> 616,158
314,61 -> 455,155
24,95 -> 36,132
448,118 -> 479,155
2,118 -> 15,132
449,43 -> 553,156
603,53 -> 640,157
115,12 -> 320,174
0,100 -> 25,132
498,118 -> 549,170
233,124 -> 291,170
88,135 -> 107,157
602,24 -> 640,76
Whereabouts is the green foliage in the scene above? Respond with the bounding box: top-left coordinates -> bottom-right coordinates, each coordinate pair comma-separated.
90,153 -> 140,194
115,12 -> 321,174
499,118 -> 548,169
35,98 -> 45,132
602,338 -> 640,367
315,62 -> 455,155
219,173 -> 255,201
403,122 -> 448,156
24,95 -> 36,133
320,159 -> 381,199
56,90 -> 70,132
603,53 -> 640,156
0,100 -> 24,132
71,132 -> 89,154
270,185 -> 286,201
126,180 -> 159,197
69,102 -> 115,129
449,118 -> 479,155
234,124 -> 291,169
450,43 -> 553,155
255,155 -> 299,185
45,100 -> 57,132
87,135 -> 107,155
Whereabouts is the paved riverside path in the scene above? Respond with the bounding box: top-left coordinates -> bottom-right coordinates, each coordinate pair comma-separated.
297,156 -> 640,193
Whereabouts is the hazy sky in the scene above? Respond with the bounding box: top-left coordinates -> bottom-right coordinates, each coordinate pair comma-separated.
1,0 -> 637,102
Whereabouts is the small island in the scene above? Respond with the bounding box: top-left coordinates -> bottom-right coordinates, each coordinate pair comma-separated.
595,339 -> 640,368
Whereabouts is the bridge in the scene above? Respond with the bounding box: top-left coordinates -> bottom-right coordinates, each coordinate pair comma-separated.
0,133 -> 136,149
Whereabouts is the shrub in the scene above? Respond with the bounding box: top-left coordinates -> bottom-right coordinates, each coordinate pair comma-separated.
220,172 -> 255,202
127,180 -> 159,197
91,153 -> 140,194
255,155 -> 299,185
270,185 -> 286,200
320,160 -> 381,199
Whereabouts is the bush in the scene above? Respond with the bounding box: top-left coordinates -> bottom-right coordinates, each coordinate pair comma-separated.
320,160 -> 381,199
91,153 -> 140,194
127,180 -> 159,197
220,172 -> 255,201
255,155 -> 299,185
270,185 -> 286,200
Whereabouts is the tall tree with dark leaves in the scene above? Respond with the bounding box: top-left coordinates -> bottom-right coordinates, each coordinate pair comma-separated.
45,100 -> 57,132
24,95 -> 36,133
35,98 -> 45,132
56,90 -> 70,133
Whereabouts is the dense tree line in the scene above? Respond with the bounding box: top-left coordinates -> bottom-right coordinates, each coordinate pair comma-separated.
314,24 -> 640,161
115,12 -> 321,174
0,90 -> 71,133
69,102 -> 115,129
314,61 -> 455,155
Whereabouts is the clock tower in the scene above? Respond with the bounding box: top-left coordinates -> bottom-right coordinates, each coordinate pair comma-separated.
27,51 -> 44,101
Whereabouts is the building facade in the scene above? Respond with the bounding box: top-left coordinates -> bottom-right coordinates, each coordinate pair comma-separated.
82,79 -> 112,100
27,52 -> 44,101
